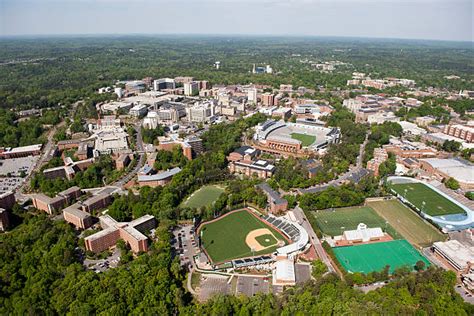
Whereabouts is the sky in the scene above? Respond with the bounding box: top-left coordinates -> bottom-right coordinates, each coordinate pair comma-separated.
0,0 -> 472,41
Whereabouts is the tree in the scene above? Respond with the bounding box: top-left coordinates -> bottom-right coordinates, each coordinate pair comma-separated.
311,260 -> 328,279
415,260 -> 426,271
444,177 -> 460,190
442,140 -> 461,152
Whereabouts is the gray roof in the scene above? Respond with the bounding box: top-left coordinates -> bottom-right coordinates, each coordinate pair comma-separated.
257,183 -> 286,205
138,167 -> 181,182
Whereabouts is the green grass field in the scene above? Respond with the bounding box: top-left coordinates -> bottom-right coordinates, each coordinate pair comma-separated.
181,185 -> 225,209
333,239 -> 430,274
390,183 -> 465,216
368,199 -> 446,248
312,206 -> 401,239
255,234 -> 277,247
200,210 -> 287,263
291,133 -> 316,147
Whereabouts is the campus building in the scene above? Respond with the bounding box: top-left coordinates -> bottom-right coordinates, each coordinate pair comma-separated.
0,208 -> 9,231
257,183 -> 288,214
0,144 -> 42,159
31,194 -> 66,215
138,167 -> 181,188
433,240 -> 474,273
81,193 -> 113,213
63,204 -> 93,229
419,158 -> 474,190
84,214 -> 156,254
227,146 -> 275,179
366,148 -> 388,177
443,124 -> 474,143
0,191 -> 16,210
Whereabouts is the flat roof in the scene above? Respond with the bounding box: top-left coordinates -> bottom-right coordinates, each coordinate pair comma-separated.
138,167 -> 181,182
84,226 -> 118,242
82,193 -> 110,206
434,240 -> 474,268
5,144 -> 42,153
63,204 -> 90,219
421,158 -> 474,184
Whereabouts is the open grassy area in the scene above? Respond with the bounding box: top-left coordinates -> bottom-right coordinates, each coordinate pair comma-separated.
255,234 -> 278,247
390,183 -> 466,216
367,199 -> 446,248
181,184 -> 225,209
200,209 -> 287,264
333,239 -> 430,274
312,206 -> 401,239
290,133 -> 316,147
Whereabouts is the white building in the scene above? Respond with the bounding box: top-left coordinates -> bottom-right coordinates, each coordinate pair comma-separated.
433,240 -> 474,272
273,256 -> 296,286
342,223 -> 385,243
129,104 -> 148,117
186,102 -> 215,123
184,81 -> 199,96
247,88 -> 257,104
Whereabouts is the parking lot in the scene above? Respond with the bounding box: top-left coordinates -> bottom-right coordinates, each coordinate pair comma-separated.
83,248 -> 121,273
0,177 -> 23,194
199,274 -> 231,301
171,224 -> 199,270
0,156 -> 38,177
236,275 -> 270,296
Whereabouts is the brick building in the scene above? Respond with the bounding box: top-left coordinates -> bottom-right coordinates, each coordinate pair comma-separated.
81,193 -> 113,213
256,183 -> 288,214
63,204 -> 93,229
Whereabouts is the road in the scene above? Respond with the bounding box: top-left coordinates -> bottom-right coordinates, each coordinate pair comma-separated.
113,122 -> 145,187
293,205 -> 336,273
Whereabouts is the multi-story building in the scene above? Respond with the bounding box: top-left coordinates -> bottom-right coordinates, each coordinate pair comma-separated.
0,191 -> 15,210
186,102 -> 215,123
153,78 -> 176,91
256,183 -> 288,214
129,104 -> 148,117
0,208 -> 9,231
31,194 -> 66,215
229,159 -> 275,179
116,154 -> 131,170
63,204 -> 93,229
366,148 -> 388,177
84,214 -> 156,254
125,80 -> 146,94
0,144 -> 42,159
261,93 -> 275,106
443,125 -> 474,143
57,186 -> 82,204
433,240 -> 474,273
81,193 -> 113,213
184,81 -> 199,96
247,88 -> 257,104
419,158 -> 474,190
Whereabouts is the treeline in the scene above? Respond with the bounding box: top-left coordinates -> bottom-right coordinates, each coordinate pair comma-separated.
364,121 -> 403,165
299,176 -> 379,211
0,108 -> 61,147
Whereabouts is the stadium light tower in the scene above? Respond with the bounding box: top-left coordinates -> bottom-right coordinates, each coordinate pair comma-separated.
421,201 -> 426,213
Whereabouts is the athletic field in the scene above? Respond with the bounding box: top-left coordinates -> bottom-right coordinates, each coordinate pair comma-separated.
333,239 -> 430,274
390,183 -> 465,216
181,185 -> 225,209
312,206 -> 401,239
200,209 -> 287,263
291,133 -> 316,147
368,199 -> 446,248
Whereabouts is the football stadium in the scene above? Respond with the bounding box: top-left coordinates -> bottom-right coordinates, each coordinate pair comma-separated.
333,239 -> 430,274
253,120 -> 340,155
387,176 -> 473,231
198,209 -> 309,265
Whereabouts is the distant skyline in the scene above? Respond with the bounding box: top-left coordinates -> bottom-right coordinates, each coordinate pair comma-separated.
0,0 -> 472,42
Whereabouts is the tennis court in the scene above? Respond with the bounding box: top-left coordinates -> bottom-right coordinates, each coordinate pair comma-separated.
333,239 -> 430,274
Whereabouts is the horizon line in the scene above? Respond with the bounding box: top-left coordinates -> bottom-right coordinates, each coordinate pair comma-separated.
0,33 -> 472,44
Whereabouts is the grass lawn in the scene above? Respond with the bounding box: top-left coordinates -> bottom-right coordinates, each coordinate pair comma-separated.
182,184 -> 225,209
291,133 -> 316,147
368,199 -> 446,248
200,210 -> 287,263
312,205 -> 401,239
390,183 -> 466,216
333,239 -> 430,274
255,234 -> 278,247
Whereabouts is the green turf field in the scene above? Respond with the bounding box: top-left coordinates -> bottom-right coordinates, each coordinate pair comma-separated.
181,185 -> 225,209
333,239 -> 430,274
200,210 -> 287,263
368,199 -> 446,248
291,133 -> 316,146
312,206 -> 401,239
390,183 -> 465,216
255,234 -> 277,247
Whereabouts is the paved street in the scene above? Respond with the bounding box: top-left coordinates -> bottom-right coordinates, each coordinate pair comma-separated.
293,205 -> 335,273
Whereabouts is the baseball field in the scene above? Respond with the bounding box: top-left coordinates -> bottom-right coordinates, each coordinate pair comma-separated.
199,209 -> 287,263
333,239 -> 430,274
367,199 -> 446,248
181,184 -> 225,209
312,205 -> 401,239
390,182 -> 465,216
